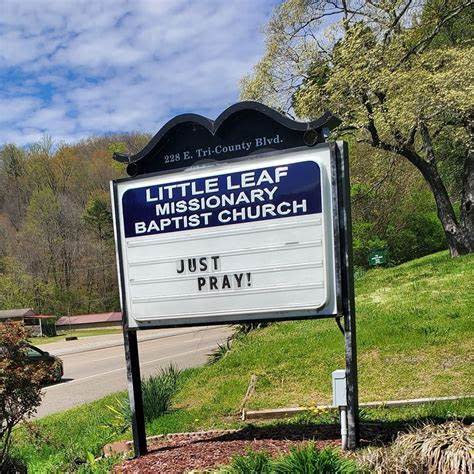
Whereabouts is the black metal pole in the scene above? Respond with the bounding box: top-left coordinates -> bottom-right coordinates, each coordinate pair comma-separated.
336,141 -> 360,449
111,180 -> 147,457
123,328 -> 147,456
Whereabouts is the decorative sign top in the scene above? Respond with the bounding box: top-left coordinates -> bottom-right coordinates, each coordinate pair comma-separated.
113,101 -> 339,176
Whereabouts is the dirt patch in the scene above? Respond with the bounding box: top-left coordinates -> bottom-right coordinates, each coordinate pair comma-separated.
114,424 -> 387,473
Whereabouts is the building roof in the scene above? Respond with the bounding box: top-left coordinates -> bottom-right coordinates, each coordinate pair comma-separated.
56,311 -> 122,326
0,308 -> 36,320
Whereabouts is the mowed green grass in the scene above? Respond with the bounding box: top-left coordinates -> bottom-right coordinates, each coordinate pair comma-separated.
172,251 -> 473,414
11,251 -> 474,472
29,328 -> 122,345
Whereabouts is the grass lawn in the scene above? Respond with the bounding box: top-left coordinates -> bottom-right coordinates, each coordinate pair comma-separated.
11,251 -> 474,472
29,328 -> 122,345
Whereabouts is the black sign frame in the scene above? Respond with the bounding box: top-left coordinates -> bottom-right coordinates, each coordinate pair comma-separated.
110,102 -> 359,457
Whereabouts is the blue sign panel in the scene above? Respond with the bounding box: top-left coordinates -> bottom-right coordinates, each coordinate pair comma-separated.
122,161 -> 322,238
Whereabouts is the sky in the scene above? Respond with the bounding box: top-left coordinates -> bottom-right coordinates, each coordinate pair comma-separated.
0,0 -> 278,146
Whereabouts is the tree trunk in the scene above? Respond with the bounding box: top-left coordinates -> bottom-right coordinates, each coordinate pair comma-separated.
460,120 -> 474,251
418,159 -> 473,256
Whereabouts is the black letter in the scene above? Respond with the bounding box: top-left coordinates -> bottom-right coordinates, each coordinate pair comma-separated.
188,258 -> 197,272
209,276 -> 218,290
199,257 -> 208,272
176,259 -> 185,274
222,274 -> 231,289
211,256 -> 220,271
234,273 -> 244,288
197,277 -> 206,291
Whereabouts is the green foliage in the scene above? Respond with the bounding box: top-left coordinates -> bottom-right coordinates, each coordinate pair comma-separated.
222,450 -> 272,473
385,209 -> 446,264
106,365 -> 181,434
208,338 -> 233,365
0,134 -> 141,316
82,194 -> 113,242
41,319 -> 57,337
242,0 -> 474,255
0,322 -> 47,470
139,365 -> 181,423
352,187 -> 446,267
272,445 -> 358,473
220,445 -> 358,473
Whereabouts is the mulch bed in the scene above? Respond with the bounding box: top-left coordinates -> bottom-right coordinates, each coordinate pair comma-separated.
114,423 -> 391,473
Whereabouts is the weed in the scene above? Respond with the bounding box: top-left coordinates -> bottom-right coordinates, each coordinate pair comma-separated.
208,338 -> 233,365
234,322 -> 272,336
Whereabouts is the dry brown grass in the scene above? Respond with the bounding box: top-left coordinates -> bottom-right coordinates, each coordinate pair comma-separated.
359,421 -> 473,473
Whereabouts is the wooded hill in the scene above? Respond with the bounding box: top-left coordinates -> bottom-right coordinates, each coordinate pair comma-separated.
0,135 -> 148,316
0,134 -> 447,317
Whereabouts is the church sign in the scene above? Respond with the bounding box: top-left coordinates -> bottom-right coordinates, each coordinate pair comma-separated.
113,148 -> 337,328
110,102 -> 359,455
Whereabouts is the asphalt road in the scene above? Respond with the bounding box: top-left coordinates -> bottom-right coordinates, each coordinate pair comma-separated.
36,326 -> 232,418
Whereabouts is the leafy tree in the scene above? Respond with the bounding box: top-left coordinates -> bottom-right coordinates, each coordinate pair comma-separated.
242,0 -> 473,256
0,134 -> 135,315
0,322 -> 46,470
0,145 -> 28,231
82,193 -> 114,242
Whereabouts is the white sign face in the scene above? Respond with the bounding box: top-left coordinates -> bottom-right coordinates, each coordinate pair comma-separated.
112,146 -> 337,328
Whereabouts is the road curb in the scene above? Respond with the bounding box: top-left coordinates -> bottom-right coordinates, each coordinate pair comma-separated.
48,327 -> 222,356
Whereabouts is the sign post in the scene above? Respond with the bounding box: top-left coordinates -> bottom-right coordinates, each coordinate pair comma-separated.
333,142 -> 359,449
110,101 -> 359,456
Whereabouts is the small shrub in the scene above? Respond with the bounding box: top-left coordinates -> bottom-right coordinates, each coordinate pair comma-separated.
273,444 -> 358,473
106,365 -> 181,433
141,365 -> 181,422
359,421 -> 473,473
0,321 -> 47,470
219,444 -> 358,473
221,450 -> 272,473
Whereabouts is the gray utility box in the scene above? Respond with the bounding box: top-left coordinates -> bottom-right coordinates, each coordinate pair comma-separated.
332,369 -> 347,407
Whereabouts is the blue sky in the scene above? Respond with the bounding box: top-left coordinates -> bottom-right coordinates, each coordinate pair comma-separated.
0,0 -> 278,146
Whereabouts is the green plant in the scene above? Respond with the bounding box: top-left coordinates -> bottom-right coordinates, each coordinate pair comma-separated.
208,338 -> 233,365
106,365 -> 181,432
0,321 -> 47,470
272,444 -> 358,473
140,365 -> 181,422
221,450 -> 272,473
234,322 -> 272,336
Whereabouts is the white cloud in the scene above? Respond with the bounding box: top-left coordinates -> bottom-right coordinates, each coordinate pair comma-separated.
0,0 -> 277,146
